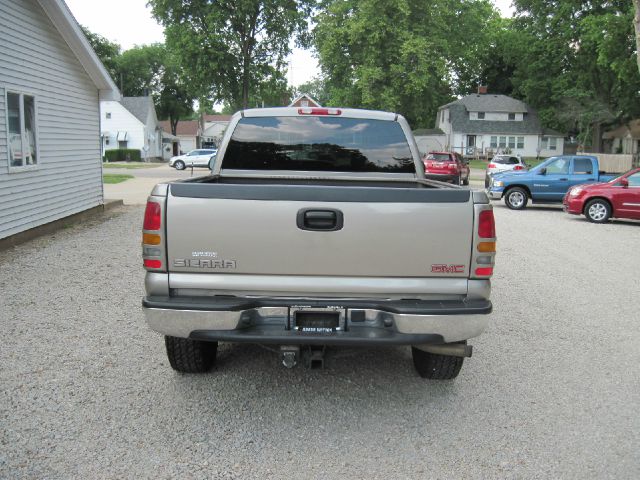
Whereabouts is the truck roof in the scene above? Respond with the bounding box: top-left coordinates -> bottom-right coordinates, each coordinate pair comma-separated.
240,107 -> 398,121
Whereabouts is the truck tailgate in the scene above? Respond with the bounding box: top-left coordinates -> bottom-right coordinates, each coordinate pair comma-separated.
165,182 -> 473,295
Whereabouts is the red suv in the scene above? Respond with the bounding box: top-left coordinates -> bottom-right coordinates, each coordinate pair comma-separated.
423,152 -> 470,185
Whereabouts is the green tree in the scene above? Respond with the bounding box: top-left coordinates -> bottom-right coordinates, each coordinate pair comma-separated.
81,26 -> 121,83
149,0 -> 314,110
313,0 -> 498,128
510,0 -> 640,146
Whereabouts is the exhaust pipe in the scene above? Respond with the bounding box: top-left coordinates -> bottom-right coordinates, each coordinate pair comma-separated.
416,343 -> 473,358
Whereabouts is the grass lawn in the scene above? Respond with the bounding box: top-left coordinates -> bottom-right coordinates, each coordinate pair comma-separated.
103,162 -> 162,169
103,173 -> 134,184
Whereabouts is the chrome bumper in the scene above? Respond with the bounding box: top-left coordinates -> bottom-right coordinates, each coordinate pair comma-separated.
487,189 -> 502,200
143,297 -> 491,344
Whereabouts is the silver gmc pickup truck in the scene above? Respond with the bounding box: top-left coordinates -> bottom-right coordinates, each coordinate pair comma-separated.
142,107 -> 495,379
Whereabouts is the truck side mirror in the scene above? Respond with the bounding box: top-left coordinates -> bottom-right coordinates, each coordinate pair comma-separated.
620,177 -> 629,188
539,167 -> 547,175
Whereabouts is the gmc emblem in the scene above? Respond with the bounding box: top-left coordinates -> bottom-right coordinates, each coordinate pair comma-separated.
431,264 -> 465,274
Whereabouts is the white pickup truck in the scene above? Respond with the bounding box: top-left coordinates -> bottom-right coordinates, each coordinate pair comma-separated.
142,107 -> 496,379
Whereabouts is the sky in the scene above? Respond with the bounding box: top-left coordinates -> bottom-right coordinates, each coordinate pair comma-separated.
66,0 -> 515,88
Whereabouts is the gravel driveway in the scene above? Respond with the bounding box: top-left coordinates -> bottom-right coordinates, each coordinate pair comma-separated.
1,204 -> 639,479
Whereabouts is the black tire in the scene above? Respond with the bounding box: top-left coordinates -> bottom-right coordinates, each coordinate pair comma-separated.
452,175 -> 461,185
584,198 -> 611,223
504,187 -> 528,210
412,342 -> 465,380
462,176 -> 469,186
484,174 -> 491,189
174,160 -> 186,170
165,336 -> 217,373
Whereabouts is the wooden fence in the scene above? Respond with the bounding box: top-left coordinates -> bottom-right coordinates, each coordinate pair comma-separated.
579,153 -> 633,172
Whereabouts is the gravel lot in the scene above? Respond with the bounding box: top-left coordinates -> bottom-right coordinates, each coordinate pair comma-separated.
1,203 -> 639,479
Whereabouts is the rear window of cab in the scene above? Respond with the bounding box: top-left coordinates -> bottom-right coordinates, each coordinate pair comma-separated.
426,153 -> 452,162
223,116 -> 414,173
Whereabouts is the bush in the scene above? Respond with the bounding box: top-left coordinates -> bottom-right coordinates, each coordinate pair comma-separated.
104,149 -> 142,162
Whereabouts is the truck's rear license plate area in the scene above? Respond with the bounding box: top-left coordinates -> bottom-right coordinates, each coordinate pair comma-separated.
292,307 -> 344,333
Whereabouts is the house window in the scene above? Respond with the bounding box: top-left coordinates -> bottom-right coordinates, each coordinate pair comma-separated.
301,100 -> 309,107
106,112 -> 111,119
542,136 -> 557,150
490,136 -> 497,148
508,113 -> 516,120
517,137 -> 524,149
477,112 -> 485,119
6,91 -> 38,168
499,136 -> 506,148
508,136 -> 515,149
118,140 -> 128,149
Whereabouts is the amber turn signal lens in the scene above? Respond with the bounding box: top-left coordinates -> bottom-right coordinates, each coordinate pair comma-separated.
143,233 -> 161,245
477,241 -> 496,252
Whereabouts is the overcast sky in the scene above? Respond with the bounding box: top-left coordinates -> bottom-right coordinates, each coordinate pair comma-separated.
66,0 -> 515,87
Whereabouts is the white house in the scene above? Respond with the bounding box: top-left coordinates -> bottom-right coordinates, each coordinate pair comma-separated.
159,120 -> 200,153
0,0 -> 119,241
602,120 -> 640,156
201,114 -> 231,148
436,89 -> 564,158
100,96 -> 162,161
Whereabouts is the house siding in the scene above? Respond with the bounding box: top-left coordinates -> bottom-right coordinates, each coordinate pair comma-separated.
0,0 -> 103,239
100,101 -> 145,153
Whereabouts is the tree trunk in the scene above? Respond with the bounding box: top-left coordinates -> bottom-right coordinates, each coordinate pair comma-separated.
635,0 -> 640,74
170,116 -> 178,136
242,54 -> 250,109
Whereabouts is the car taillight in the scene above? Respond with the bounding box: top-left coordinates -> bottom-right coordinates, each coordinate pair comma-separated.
478,210 -> 496,238
298,107 -> 341,115
448,163 -> 458,170
487,163 -> 496,169
513,165 -> 524,171
143,201 -> 161,230
142,199 -> 165,271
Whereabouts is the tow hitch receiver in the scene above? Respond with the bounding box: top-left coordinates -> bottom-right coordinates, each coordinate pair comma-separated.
280,345 -> 299,368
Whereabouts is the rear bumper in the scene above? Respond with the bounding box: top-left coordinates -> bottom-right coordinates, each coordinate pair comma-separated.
424,172 -> 459,183
142,296 -> 492,345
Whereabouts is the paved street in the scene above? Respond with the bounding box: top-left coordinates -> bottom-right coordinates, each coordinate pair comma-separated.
1,202 -> 639,478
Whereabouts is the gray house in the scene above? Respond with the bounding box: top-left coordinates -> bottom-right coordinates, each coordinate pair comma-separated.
0,0 -> 119,241
436,89 -> 564,158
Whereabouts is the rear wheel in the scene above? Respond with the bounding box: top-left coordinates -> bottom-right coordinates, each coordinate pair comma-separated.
412,342 -> 465,380
505,187 -> 528,210
584,198 -> 611,223
174,160 -> 186,170
462,176 -> 469,186
452,175 -> 461,185
165,336 -> 217,373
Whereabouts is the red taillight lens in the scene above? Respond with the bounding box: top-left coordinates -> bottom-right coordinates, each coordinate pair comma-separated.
448,163 -> 458,170
144,259 -> 162,269
513,165 -> 524,171
475,267 -> 493,276
143,201 -> 161,230
478,210 -> 495,238
298,107 -> 341,115
425,161 -> 433,168
487,163 -> 496,169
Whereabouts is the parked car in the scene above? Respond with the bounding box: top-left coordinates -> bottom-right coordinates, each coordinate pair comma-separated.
563,168 -> 640,223
484,154 -> 526,188
487,155 -> 620,210
169,149 -> 217,170
423,151 -> 470,185
142,107 -> 496,379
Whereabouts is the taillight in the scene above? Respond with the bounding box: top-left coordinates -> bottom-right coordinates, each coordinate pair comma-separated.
143,201 -> 161,230
425,161 -> 433,168
448,163 -> 458,170
298,107 -> 341,115
478,210 -> 495,238
513,165 -> 524,171
142,199 -> 165,271
471,206 -> 496,279
487,163 -> 496,169
144,259 -> 162,269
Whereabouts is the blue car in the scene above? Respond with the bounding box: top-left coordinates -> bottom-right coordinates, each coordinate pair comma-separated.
486,155 -> 618,210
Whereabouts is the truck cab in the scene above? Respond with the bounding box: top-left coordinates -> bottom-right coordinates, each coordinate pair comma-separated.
487,155 -> 618,210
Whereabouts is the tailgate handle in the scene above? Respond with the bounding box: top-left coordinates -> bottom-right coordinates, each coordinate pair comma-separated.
297,209 -> 343,231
